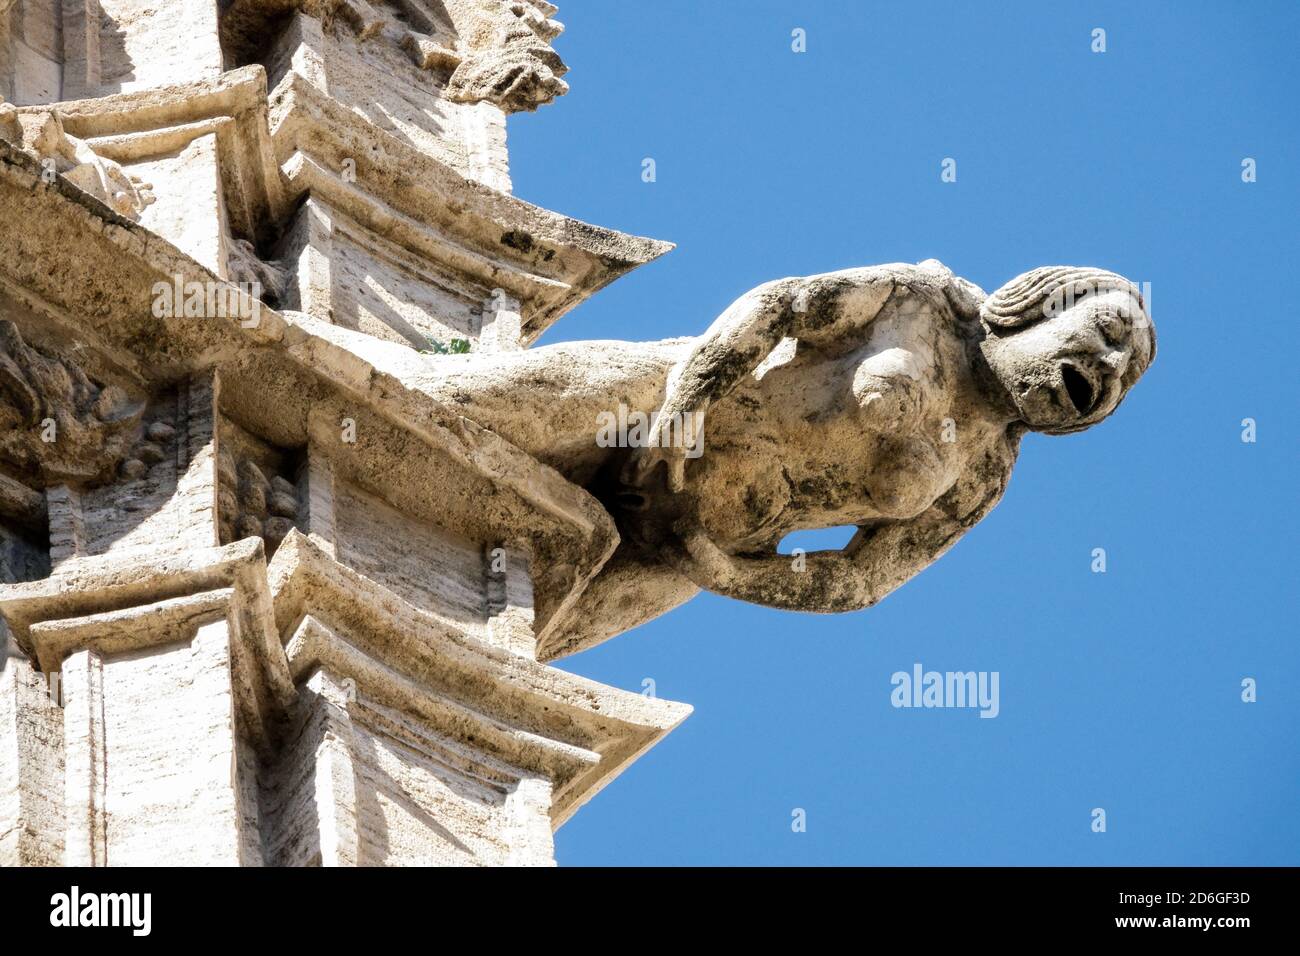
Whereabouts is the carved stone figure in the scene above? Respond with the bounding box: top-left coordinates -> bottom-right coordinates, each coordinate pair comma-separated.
13,112 -> 155,221
405,0 -> 569,111
0,3 -> 1174,869
223,0 -> 569,113
0,320 -> 145,486
420,260 -> 1156,655
445,32 -> 568,111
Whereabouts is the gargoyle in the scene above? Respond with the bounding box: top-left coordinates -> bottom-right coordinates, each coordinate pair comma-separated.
403,0 -> 570,111
418,260 -> 1156,658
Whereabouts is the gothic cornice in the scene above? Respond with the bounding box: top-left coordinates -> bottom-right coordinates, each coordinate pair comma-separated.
0,140 -> 620,632
268,69 -> 672,341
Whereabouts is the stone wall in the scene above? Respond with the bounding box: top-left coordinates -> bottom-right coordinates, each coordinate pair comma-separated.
0,2 -> 688,867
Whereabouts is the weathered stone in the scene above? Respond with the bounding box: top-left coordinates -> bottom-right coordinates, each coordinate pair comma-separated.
146,420 -> 176,443
404,260 -> 1154,656
0,5 -> 1158,868
10,110 -> 156,220
0,3 -> 694,867
0,319 -> 147,487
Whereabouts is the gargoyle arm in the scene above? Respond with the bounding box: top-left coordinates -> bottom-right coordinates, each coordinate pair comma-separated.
653,260 -> 978,421
629,266 -> 903,489
671,440 -> 1015,612
658,267 -> 900,418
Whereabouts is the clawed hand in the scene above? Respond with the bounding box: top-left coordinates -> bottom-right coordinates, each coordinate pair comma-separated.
623,441 -> 689,492
621,407 -> 704,492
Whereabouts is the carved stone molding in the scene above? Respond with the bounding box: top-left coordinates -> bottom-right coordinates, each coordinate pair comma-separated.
0,1 -> 697,865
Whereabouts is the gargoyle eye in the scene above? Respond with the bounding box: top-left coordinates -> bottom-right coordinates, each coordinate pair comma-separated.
1096,312 -> 1125,344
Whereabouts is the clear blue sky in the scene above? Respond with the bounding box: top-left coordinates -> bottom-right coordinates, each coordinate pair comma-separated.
508,1 -> 1299,865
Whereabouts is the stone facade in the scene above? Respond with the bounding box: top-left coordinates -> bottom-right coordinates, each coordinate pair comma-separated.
0,1 -> 688,867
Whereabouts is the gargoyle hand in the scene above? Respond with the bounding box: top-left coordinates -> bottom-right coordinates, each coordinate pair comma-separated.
669,523 -> 737,589
622,398 -> 706,493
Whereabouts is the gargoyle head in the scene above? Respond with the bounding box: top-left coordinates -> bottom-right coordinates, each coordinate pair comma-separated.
979,267 -> 1156,435
446,1 -> 569,112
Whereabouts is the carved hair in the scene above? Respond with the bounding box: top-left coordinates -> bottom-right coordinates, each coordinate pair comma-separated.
981,266 -> 1156,388
982,267 -> 1136,326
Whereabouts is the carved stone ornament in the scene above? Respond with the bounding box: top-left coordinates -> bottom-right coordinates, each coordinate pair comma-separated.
0,4 -> 1164,870
13,112 -> 155,222
0,320 -> 146,487
418,260 -> 1156,655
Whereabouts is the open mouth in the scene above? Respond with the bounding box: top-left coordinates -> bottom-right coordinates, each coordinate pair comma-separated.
1060,363 -> 1097,416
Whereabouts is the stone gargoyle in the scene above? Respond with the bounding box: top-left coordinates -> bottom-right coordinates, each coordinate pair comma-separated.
431,261 -> 1155,656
